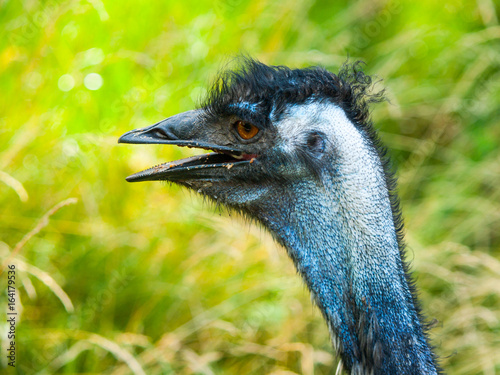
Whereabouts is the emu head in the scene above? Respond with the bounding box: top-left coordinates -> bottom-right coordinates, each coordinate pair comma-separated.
119,59 -> 383,222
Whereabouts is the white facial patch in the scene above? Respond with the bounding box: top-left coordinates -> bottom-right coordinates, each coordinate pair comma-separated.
276,102 -> 382,181
275,101 -> 395,244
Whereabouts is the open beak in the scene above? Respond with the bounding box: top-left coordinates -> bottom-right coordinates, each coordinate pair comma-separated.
118,110 -> 253,182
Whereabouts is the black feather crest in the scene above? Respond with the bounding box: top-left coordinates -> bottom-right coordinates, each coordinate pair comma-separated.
201,57 -> 385,128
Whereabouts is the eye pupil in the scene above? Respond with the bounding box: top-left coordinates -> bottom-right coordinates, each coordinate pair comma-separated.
235,121 -> 258,140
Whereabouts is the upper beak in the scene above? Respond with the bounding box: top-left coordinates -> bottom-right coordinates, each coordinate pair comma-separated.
118,109 -> 241,153
118,109 -> 249,182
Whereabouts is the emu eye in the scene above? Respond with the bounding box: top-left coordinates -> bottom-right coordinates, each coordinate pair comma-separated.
235,121 -> 259,140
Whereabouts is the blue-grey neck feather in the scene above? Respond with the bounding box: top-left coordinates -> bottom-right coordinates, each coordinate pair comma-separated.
254,103 -> 438,374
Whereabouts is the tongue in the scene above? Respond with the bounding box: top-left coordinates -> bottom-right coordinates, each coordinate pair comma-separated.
242,154 -> 258,161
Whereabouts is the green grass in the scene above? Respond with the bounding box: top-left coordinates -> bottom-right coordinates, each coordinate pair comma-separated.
1,0 -> 499,373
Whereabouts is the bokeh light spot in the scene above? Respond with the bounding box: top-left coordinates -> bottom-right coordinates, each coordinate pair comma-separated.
58,74 -> 75,92
83,48 -> 105,66
84,73 -> 103,90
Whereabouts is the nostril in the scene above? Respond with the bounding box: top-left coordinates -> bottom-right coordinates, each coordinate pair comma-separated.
152,127 -> 172,139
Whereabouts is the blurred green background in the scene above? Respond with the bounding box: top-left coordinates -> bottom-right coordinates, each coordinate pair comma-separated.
1,0 -> 499,374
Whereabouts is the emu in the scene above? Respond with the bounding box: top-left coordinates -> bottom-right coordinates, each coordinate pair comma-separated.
119,59 -> 441,374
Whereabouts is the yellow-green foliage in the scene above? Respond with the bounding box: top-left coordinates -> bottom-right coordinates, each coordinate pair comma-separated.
1,0 -> 499,374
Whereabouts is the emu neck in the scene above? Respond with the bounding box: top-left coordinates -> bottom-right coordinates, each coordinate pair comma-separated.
263,177 -> 437,374
258,109 -> 438,373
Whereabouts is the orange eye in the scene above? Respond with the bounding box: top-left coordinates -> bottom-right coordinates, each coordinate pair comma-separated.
235,121 -> 259,140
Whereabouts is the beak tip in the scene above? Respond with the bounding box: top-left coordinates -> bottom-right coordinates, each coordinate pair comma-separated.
118,131 -> 134,144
